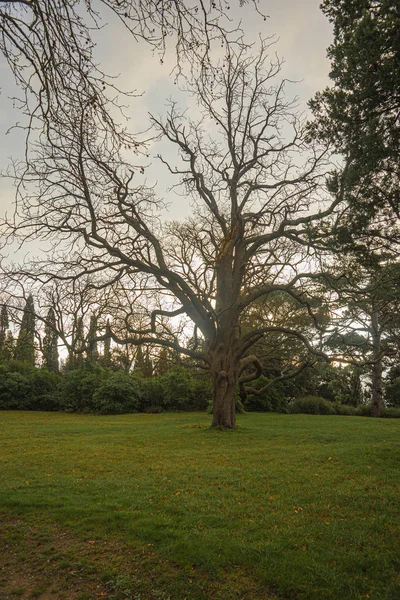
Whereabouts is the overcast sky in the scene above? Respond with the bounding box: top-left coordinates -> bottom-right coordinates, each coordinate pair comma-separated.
0,0 -> 333,227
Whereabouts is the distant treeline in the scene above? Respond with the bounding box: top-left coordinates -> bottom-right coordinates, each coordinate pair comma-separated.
1,298 -> 399,417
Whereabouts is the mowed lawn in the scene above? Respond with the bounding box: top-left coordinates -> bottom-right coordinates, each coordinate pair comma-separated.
0,412 -> 399,600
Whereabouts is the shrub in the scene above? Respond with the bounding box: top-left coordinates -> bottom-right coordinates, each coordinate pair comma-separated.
382,407 -> 400,418
0,370 -> 32,409
290,395 -> 335,415
160,367 -> 198,411
60,365 -> 108,412
92,372 -> 142,414
355,404 -> 373,417
191,377 -> 212,411
138,376 -> 165,412
0,362 -> 62,411
384,376 -> 400,407
335,403 -> 357,416
31,369 -> 62,411
243,375 -> 288,413
161,367 -> 194,410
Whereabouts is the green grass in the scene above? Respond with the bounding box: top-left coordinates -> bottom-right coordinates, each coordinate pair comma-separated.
0,411 -> 399,599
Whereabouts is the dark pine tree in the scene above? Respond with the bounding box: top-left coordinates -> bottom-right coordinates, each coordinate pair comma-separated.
134,344 -> 146,375
103,319 -> 112,367
87,315 -> 99,363
74,317 -> 85,369
143,348 -> 153,378
3,331 -> 15,362
15,295 -> 36,365
155,346 -> 172,376
43,307 -> 59,372
0,305 -> 9,361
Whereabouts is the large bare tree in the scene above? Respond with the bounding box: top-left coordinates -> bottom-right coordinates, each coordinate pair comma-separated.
2,37 -> 349,427
0,0 -> 261,156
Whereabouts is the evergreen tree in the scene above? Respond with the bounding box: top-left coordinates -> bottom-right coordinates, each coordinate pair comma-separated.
143,348 -> 153,378
3,331 -> 14,362
350,367 -> 364,407
43,307 -> 59,372
15,295 -> 36,365
0,305 -> 9,361
155,347 -> 172,375
103,319 -> 112,367
310,0 -> 400,246
134,344 -> 145,374
87,315 -> 99,363
74,317 -> 85,369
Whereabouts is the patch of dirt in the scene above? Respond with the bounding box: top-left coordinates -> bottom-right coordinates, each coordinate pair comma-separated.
0,514 -> 281,600
0,520 -> 113,599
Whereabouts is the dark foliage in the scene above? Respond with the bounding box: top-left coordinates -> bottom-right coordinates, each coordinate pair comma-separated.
0,361 -> 61,410
92,372 -> 142,414
243,375 -> 288,413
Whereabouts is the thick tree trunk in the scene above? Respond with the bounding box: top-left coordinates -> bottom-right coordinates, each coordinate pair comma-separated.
371,358 -> 383,418
211,368 -> 238,428
209,348 -> 239,428
371,309 -> 383,418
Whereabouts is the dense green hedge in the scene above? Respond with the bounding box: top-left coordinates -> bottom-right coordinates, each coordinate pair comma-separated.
0,361 -> 61,411
1,360 -> 399,418
288,395 -> 400,418
0,362 -> 211,414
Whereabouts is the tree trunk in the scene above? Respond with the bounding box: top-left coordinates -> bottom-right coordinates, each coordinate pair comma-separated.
371,358 -> 383,418
209,348 -> 239,428
371,308 -> 383,418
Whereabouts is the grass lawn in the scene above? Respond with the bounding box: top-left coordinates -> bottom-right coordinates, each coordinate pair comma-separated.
0,411 -> 399,600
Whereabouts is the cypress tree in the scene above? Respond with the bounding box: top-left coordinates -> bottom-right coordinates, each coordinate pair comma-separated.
134,344 -> 145,374
103,319 -> 112,367
74,317 -> 84,369
0,305 -> 9,361
3,331 -> 14,362
143,348 -> 153,378
87,315 -> 99,363
43,307 -> 59,372
155,346 -> 171,375
15,295 -> 36,365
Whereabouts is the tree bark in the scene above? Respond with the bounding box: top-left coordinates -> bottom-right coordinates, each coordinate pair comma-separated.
209,346 -> 239,428
371,358 -> 383,418
371,308 -> 383,418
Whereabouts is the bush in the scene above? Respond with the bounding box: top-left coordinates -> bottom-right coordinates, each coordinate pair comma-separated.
0,369 -> 32,409
290,396 -> 335,415
355,404 -> 373,417
60,365 -> 108,412
382,407 -> 400,418
139,376 -> 165,412
160,367 -> 195,410
243,375 -> 288,413
334,403 -> 357,416
384,376 -> 400,407
160,367 -> 210,411
31,369 -> 62,411
191,377 -> 212,411
0,361 -> 61,411
92,372 -> 142,414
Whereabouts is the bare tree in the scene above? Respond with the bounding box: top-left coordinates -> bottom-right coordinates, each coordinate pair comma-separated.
0,0 -> 263,165
2,38 -> 351,427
